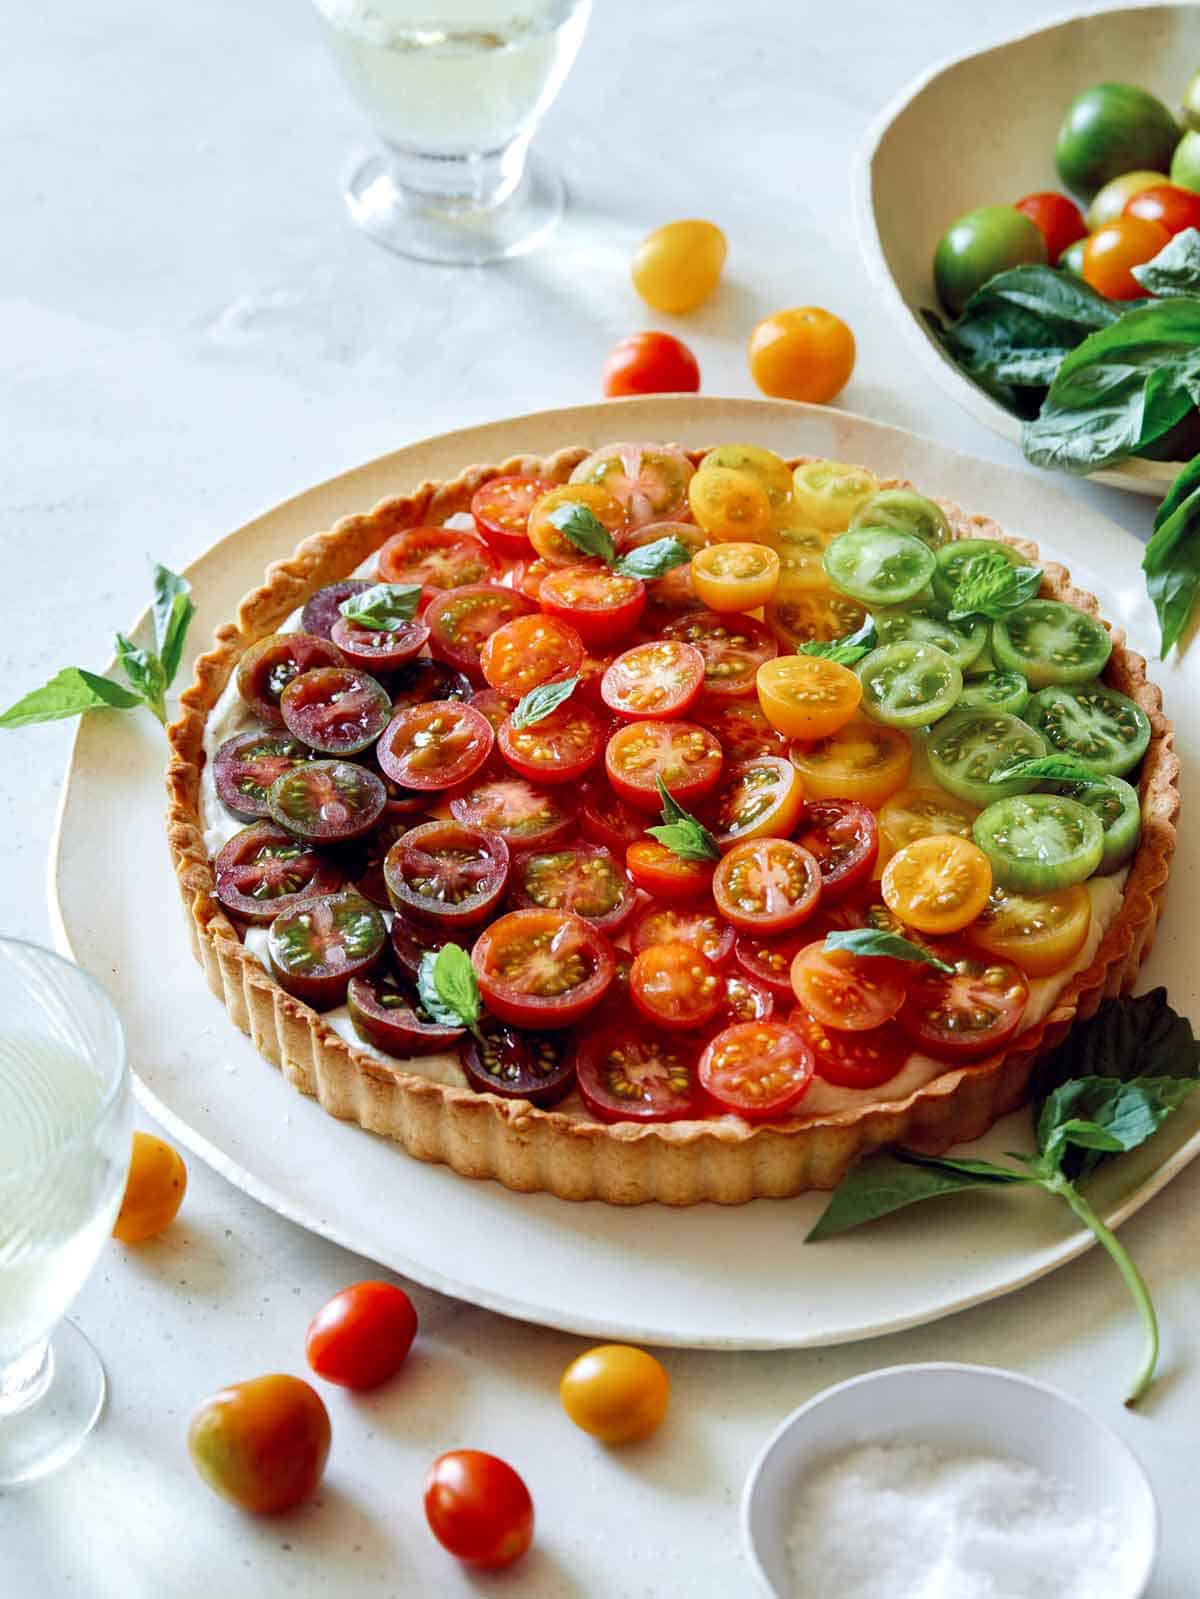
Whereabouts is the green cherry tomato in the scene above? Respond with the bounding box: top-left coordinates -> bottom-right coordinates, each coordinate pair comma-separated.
1047,774 -> 1141,874
188,1375 -> 332,1515
1171,129 -> 1200,194
857,641 -> 962,729
958,670 -> 1030,717
931,538 -> 1021,609
1024,682 -> 1151,777
1183,70 -> 1200,134
973,793 -> 1104,892
872,606 -> 988,670
1084,169 -> 1170,230
849,489 -> 952,550
1055,83 -> 1180,200
927,708 -> 1046,808
934,206 -> 1047,317
991,600 -> 1112,689
823,528 -> 935,607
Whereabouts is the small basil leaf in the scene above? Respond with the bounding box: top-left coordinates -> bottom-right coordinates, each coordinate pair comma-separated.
510,675 -> 579,729
1131,228 -> 1200,298
614,537 -> 692,581
990,755 -> 1107,787
947,552 -> 1043,621
152,565 -> 196,688
806,1152 -> 1021,1243
645,776 -> 720,863
547,502 -> 618,565
822,928 -> 955,974
0,667 -> 144,728
115,632 -> 167,722
417,945 -> 480,1033
339,582 -> 422,632
798,616 -> 878,665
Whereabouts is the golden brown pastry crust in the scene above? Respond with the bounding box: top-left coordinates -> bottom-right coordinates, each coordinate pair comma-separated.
165,450 -> 1179,1205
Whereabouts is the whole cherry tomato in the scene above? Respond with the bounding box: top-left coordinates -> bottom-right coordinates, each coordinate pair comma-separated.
1014,191 -> 1087,263
603,332 -> 701,397
112,1131 -> 187,1243
560,1344 -> 670,1442
1082,215 -> 1170,300
747,308 -> 855,403
1123,181 -> 1200,238
424,1450 -> 534,1568
188,1375 -> 331,1514
306,1281 -> 418,1390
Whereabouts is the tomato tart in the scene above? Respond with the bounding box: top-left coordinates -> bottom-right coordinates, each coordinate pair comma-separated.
166,444 -> 1178,1204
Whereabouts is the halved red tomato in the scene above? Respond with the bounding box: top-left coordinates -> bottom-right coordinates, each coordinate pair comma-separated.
280,667 -> 392,756
693,699 -> 788,762
898,949 -> 1028,1061
467,687 -> 514,733
661,610 -> 777,699
722,972 -> 775,1024
733,929 -> 814,1002
449,773 -> 576,850
376,526 -> 498,603
383,819 -> 510,928
328,616 -> 430,674
600,640 -> 706,720
236,632 -> 346,726
793,798 -> 879,899
425,585 -> 535,681
578,779 -> 649,855
479,614 -> 584,700
629,903 -> 735,967
628,521 -> 707,625
375,701 -> 495,792
213,730 -> 313,822
573,1025 -> 702,1122
568,441 -> 695,527
629,943 -> 725,1031
789,942 -> 906,1032
508,844 -> 635,933
626,840 -> 713,901
214,823 -> 343,924
497,700 -> 605,785
707,755 -> 805,848
698,1022 -> 814,1119
471,475 -> 556,558
712,838 -> 822,933
512,556 -> 555,604
537,565 -> 646,649
471,908 -> 615,1027
788,1008 -> 909,1090
604,719 -> 724,812
574,648 -> 616,712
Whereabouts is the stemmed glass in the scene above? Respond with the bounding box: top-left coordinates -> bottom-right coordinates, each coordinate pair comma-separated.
311,0 -> 593,264
0,939 -> 131,1486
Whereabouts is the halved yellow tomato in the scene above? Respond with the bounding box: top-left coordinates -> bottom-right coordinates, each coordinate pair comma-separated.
691,542 -> 780,612
688,466 -> 773,542
698,444 -> 794,521
881,833 -> 993,935
878,786 -> 979,861
765,582 -> 867,649
965,883 -> 1092,977
527,483 -> 628,566
790,460 -> 879,532
788,717 -> 912,807
772,525 -> 838,588
757,655 -> 862,740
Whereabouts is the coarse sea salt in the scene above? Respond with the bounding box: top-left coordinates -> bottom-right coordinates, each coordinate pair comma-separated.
785,1441 -> 1127,1599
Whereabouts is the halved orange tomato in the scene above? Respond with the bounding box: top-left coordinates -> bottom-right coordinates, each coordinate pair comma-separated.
965,883 -> 1092,977
691,542 -> 781,612
880,834 -> 993,936
757,655 -> 862,740
788,717 -> 912,808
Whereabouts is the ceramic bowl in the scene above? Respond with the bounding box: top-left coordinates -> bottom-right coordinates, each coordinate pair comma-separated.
856,2 -> 1200,497
741,1362 -> 1158,1598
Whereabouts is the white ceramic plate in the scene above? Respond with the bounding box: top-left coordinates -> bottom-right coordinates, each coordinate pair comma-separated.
856,1 -> 1200,497
48,396 -> 1200,1348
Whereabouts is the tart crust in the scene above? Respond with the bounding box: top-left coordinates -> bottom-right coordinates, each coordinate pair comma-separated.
166,450 -> 1179,1205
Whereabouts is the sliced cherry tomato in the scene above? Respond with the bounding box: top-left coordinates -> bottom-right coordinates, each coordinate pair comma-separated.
460,1019 -> 576,1107
699,1021 -> 814,1118
498,699 -> 605,785
268,759 -> 387,843
471,475 -> 556,558
765,584 -> 867,651
878,786 -> 979,860
425,584 -> 535,681
424,1450 -> 534,1570
267,890 -> 387,1009
662,610 -> 777,699
574,647 -> 616,711
1014,191 -> 1088,263
348,815 -> 417,908
388,916 -> 470,980
881,834 -> 994,936
569,441 -> 695,527
574,1025 -> 702,1121
756,654 -> 862,739
449,772 -> 576,850
627,520 -> 707,624
376,700 -> 495,792
965,883 -> 1092,977
512,555 -> 555,603
707,755 -> 805,848
600,639 -> 707,720
306,1281 -> 418,1391
527,483 -> 629,566
347,970 -> 465,1056
300,579 -> 372,641
793,798 -> 879,899
538,564 -> 646,648
605,719 -> 724,813
734,929 -> 814,1002
386,657 -> 472,712
626,840 -> 713,901
688,466 -> 774,542
471,908 -> 615,1028
1123,181 -> 1200,238
629,903 -> 735,968
712,838 -> 822,933
789,942 -> 906,1032
578,778 -> 649,854
1082,215 -> 1170,300
898,949 -> 1028,1061
214,822 -> 343,924
376,525 -> 498,603
236,633 -> 346,726
788,717 -> 913,808
383,819 -> 509,928
629,942 -> 725,1031
722,971 -> 775,1024
467,687 -> 515,733
280,666 -> 392,756
509,843 -> 635,933
691,542 -> 781,612
479,613 -> 584,699
213,730 -> 313,822
693,698 -> 788,762
788,1008 -> 908,1090
601,332 -> 700,398
328,615 -> 430,674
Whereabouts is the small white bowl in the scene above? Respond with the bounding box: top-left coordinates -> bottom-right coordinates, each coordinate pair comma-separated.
741,1362 -> 1158,1599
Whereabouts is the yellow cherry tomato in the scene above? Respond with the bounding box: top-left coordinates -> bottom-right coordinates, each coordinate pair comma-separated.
698,444 -> 795,522
765,582 -> 867,648
631,220 -> 727,314
691,542 -> 781,612
748,307 -> 856,404
1085,170 -> 1169,231
756,655 -> 862,740
560,1344 -> 670,1443
687,466 -> 773,542
881,833 -> 993,936
788,717 -> 912,808
790,460 -> 880,532
527,483 -> 628,566
113,1131 -> 187,1243
879,786 -> 979,860
772,524 -> 838,588
965,883 -> 1092,977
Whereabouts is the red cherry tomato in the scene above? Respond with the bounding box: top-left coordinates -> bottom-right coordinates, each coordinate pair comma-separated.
497,699 -> 605,785
630,942 -> 725,1031
376,526 -> 499,604
661,610 -> 778,700
375,700 -> 495,791
328,616 -> 430,674
602,332 -> 701,397
733,929 -> 815,1003
537,564 -> 647,648
1123,182 -> 1200,238
424,584 -> 534,681
574,1025 -> 703,1122
449,772 -> 576,851
789,942 -> 906,1032
305,1281 -> 418,1390
1014,191 -> 1087,263
793,798 -> 879,899
604,719 -> 724,812
188,1375 -> 331,1516
712,837 -> 822,933
471,475 -> 556,558
424,1450 -> 534,1570
601,639 -> 707,720
694,697 -> 788,762
898,948 -> 1028,1061
1083,215 -> 1170,300
722,971 -> 775,1024
479,614 -> 584,699
626,839 -> 714,901
698,1021 -> 815,1119
788,1008 -> 909,1090
471,908 -> 615,1027
578,778 -> 650,855
628,903 -> 736,967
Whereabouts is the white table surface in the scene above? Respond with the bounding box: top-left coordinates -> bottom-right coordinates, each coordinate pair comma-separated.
4,1 -> 1199,1593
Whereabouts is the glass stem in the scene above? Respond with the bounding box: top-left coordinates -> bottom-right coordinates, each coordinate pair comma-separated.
0,1339 -> 52,1417
380,134 -> 532,210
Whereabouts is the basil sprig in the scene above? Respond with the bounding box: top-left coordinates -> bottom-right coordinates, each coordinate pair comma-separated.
510,675 -> 579,729
645,777 -> 719,863
615,537 -> 692,580
1131,226 -> 1200,300
417,945 -> 483,1040
947,552 -> 1042,622
808,988 -> 1200,1406
547,502 -> 690,580
1,563 -> 195,730
823,928 -> 954,974
338,582 -> 421,632
989,754 -> 1106,788
798,616 -> 877,666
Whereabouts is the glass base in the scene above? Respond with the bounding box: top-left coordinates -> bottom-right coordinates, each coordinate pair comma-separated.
344,148 -> 566,265
0,1321 -> 107,1488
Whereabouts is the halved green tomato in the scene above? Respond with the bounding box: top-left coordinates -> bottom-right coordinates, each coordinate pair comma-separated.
927,709 -> 1046,808
973,793 -> 1104,891
871,606 -> 987,669
849,489 -> 952,550
958,670 -> 1030,717
823,528 -> 935,607
991,600 -> 1112,689
931,538 -> 1020,609
857,641 -> 963,729
1024,683 -> 1151,777
267,890 -> 387,1010
1046,774 -> 1141,874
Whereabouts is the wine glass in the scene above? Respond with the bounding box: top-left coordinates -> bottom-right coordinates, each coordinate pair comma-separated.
312,0 -> 593,264
0,939 -> 131,1486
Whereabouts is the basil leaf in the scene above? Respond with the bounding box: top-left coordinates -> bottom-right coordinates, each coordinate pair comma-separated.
1131,228 -> 1200,298
822,928 -> 955,974
798,617 -> 878,665
115,633 -> 167,723
899,1150 -> 1032,1183
1038,1075 -> 1198,1179
1142,449 -> 1200,654
152,565 -> 195,688
989,755 -> 1107,788
510,675 -> 579,729
947,552 -> 1043,621
547,502 -> 618,565
645,776 -> 720,863
339,582 -> 422,632
0,667 -> 144,728
614,537 -> 691,581
806,1152 -> 1022,1242
417,945 -> 480,1034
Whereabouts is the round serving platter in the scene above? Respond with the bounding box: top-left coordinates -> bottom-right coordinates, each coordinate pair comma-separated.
48,395 -> 1200,1349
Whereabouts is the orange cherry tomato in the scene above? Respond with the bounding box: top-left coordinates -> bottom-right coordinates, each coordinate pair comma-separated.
1014,191 -> 1087,263
112,1131 -> 187,1243
306,1281 -> 418,1390
629,942 -> 725,1031
479,613 -> 584,699
1123,182 -> 1200,238
748,308 -> 856,404
603,332 -> 700,397
626,840 -> 713,901
756,654 -> 863,740
789,942 -> 906,1032
788,717 -> 912,808
527,483 -> 629,567
880,834 -> 993,936
424,1450 -> 534,1569
560,1344 -> 671,1443
964,883 -> 1092,977
691,542 -> 781,611
188,1375 -> 331,1515
1082,215 -> 1170,300
708,755 -> 806,848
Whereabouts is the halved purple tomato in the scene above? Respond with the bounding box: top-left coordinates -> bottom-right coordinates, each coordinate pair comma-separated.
425,584 -> 535,681
471,908 -> 615,1028
346,971 -> 465,1056
386,658 -> 473,713
388,915 -> 470,980
267,759 -> 387,843
280,667 -> 392,756
383,819 -> 510,928
214,822 -> 343,924
573,1025 -> 702,1122
300,579 -> 373,641
508,843 -> 635,933
212,730 -> 313,822
376,700 -> 494,792
267,890 -> 386,1010
328,616 -> 430,674
460,1020 -> 576,1107
449,773 -> 576,851
376,526 -> 499,605
236,633 -> 345,726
